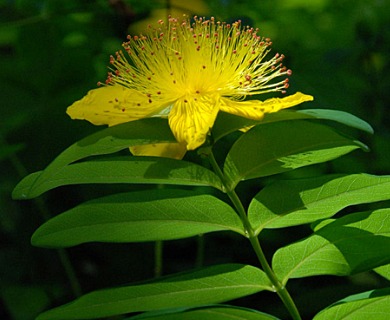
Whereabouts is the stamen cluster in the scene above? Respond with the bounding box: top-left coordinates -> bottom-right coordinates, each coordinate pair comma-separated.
101,16 -> 291,108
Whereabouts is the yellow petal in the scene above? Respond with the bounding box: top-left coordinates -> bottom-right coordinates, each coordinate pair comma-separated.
168,95 -> 220,150
219,92 -> 314,120
66,85 -> 166,126
130,142 -> 187,160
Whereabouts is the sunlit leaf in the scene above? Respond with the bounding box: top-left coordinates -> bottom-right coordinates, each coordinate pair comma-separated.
374,264 -> 390,281
36,264 -> 272,320
313,288 -> 390,320
223,120 -> 365,190
13,156 -> 223,199
32,189 -> 244,247
272,209 -> 390,284
248,174 -> 390,231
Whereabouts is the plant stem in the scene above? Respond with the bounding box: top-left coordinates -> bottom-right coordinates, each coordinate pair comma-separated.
195,234 -> 205,268
5,137 -> 82,297
154,240 -> 163,278
208,150 -> 302,320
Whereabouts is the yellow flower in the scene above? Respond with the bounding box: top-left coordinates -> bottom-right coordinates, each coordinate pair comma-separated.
67,16 -> 313,157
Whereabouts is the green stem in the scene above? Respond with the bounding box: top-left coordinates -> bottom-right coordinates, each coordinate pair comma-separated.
208,150 -> 301,320
195,234 -> 205,268
4,136 -> 82,297
154,240 -> 163,278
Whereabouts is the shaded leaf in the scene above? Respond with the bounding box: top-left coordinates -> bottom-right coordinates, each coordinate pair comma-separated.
32,189 -> 244,247
248,174 -> 390,231
223,120 -> 365,190
297,109 -> 374,134
36,264 -> 272,320
12,118 -> 175,199
212,109 -> 372,142
212,112 -> 260,142
1,285 -> 50,320
127,304 -> 280,320
13,156 -> 223,199
272,209 -> 390,284
313,288 -> 390,320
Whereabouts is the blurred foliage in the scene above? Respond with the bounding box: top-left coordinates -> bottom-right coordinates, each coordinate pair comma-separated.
0,0 -> 389,319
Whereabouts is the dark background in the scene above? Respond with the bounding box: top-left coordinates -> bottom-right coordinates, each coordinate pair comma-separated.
1,0 -> 389,319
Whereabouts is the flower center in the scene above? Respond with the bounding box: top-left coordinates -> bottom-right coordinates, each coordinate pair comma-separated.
100,16 -> 291,107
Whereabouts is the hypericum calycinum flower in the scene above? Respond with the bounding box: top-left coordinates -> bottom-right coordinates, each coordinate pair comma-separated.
67,16 -> 313,157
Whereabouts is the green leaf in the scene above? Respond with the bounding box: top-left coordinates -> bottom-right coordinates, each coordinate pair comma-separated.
12,118 -> 175,199
212,109 -> 372,142
1,285 -> 50,320
127,305 -> 280,320
297,109 -> 374,134
212,112 -> 260,142
374,264 -> 390,281
223,120 -> 365,190
36,264 -> 272,320
13,156 -> 223,199
32,189 -> 244,247
313,288 -> 390,320
272,209 -> 390,284
248,174 -> 390,231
